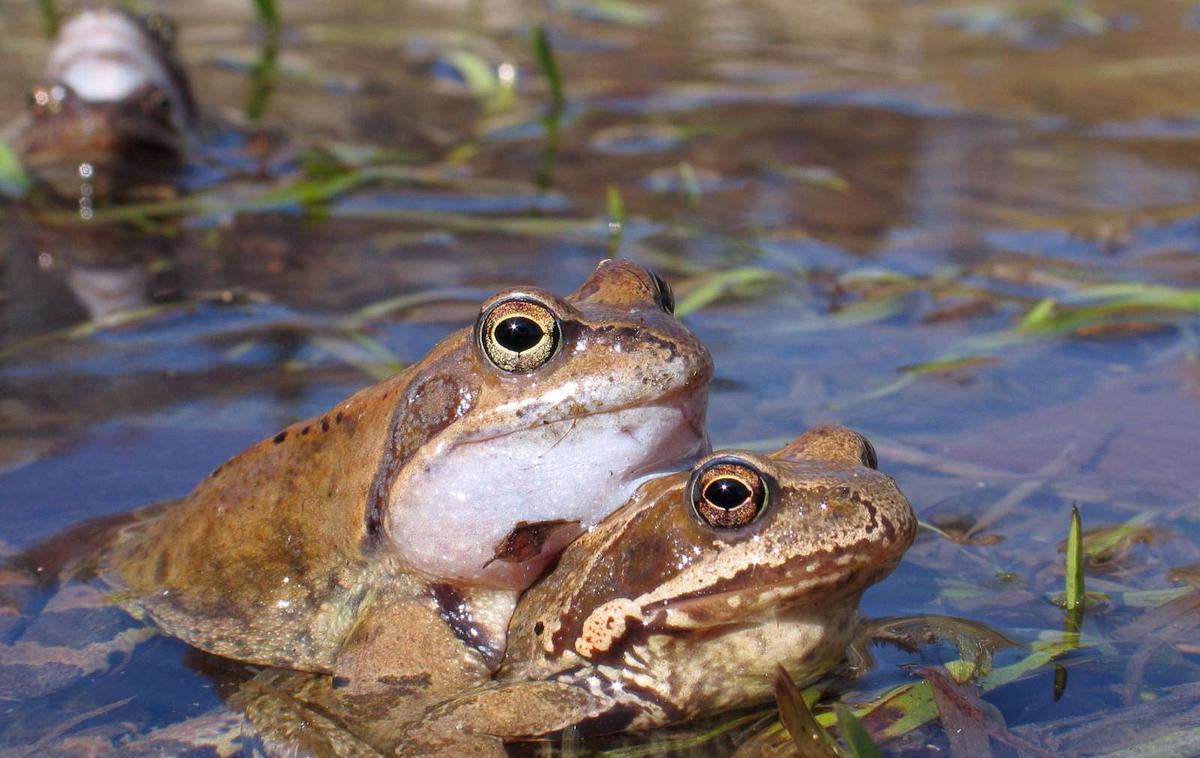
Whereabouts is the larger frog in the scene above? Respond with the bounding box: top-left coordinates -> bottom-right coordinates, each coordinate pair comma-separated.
1,260 -> 712,711
3,8 -> 199,200
227,425 -> 915,756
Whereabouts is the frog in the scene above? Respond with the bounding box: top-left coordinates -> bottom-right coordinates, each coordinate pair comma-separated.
0,259 -> 713,722
3,8 -> 200,201
396,424 -> 916,755
223,424 -> 915,756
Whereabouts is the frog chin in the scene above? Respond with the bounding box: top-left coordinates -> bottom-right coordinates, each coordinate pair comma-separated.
388,394 -> 709,591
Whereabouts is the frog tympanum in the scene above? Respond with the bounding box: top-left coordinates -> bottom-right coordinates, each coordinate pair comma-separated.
0,261 -> 711,712
4,8 -> 198,200
232,425 -> 916,756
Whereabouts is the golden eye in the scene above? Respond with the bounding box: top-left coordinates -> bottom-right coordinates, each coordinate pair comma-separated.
688,457 -> 768,529
478,297 -> 561,373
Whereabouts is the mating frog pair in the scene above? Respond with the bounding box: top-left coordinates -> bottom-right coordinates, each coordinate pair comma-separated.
234,424 -> 914,757
2,259 -> 916,755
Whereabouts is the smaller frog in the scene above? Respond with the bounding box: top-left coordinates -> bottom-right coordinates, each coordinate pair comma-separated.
395,425 -> 917,756
230,425 -> 915,755
4,8 -> 198,200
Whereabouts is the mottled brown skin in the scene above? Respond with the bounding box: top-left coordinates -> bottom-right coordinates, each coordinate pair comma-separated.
104,260 -> 710,697
396,425 -> 917,756
222,426 -> 914,756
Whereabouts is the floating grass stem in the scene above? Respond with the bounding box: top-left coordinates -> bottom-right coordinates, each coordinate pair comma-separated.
674,267 -> 780,316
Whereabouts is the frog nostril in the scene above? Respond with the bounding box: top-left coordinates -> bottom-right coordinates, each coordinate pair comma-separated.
534,621 -> 545,636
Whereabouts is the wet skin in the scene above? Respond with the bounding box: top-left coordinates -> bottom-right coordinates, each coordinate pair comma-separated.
0,260 -> 712,711
231,425 -> 916,756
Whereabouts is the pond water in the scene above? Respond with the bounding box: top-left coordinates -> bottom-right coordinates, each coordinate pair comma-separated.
1,0 -> 1199,754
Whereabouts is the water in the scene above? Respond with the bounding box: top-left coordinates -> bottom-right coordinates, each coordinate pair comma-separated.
1,0 -> 1199,754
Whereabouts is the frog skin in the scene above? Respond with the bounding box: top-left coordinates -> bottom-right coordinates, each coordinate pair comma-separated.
75,260 -> 705,697
0,261 -> 709,717
3,8 -> 198,200
389,424 -> 917,756
221,425 -> 915,756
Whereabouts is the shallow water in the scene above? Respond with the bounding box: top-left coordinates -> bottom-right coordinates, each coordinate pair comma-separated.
1,0 -> 1199,754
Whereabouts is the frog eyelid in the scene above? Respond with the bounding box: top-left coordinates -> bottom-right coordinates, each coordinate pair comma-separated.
476,295 -> 563,374
687,455 -> 770,529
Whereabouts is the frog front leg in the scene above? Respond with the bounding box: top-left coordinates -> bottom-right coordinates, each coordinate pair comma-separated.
234,582 -> 518,755
234,669 -> 385,758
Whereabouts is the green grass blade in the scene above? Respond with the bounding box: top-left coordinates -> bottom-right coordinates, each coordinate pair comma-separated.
38,0 -> 59,37
251,0 -> 280,31
0,138 -> 32,199
606,183 -> 625,250
532,23 -> 566,114
674,267 -> 780,316
1065,505 -> 1084,611
835,704 -> 884,758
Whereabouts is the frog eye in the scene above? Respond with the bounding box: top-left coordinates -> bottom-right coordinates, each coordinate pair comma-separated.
649,270 -> 675,314
478,297 -> 561,373
688,457 -> 768,529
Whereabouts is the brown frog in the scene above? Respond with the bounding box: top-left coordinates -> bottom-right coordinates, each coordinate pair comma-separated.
3,8 -> 199,200
0,260 -> 711,713
396,424 -> 916,755
227,425 -> 915,756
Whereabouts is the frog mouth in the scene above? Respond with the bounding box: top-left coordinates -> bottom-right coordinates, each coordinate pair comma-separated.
651,553 -> 908,626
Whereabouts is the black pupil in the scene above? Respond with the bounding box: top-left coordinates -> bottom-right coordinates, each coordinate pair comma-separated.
704,478 -> 751,509
495,316 -> 544,352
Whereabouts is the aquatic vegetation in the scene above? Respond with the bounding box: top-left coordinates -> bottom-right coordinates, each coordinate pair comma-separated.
0,138 -> 30,198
